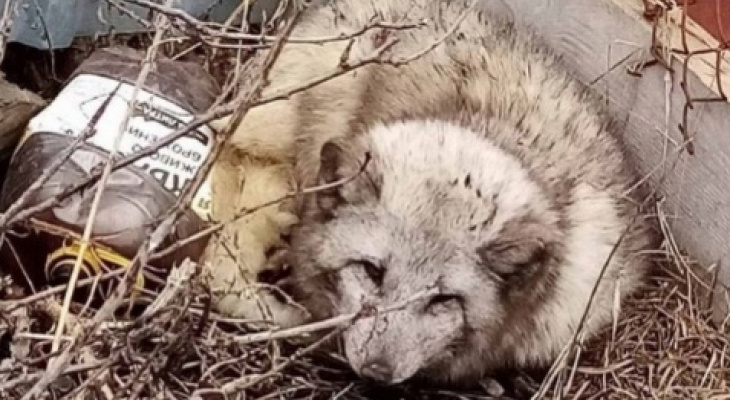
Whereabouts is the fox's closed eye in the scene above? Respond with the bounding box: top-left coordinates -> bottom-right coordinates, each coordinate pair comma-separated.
425,294 -> 463,313
348,259 -> 385,285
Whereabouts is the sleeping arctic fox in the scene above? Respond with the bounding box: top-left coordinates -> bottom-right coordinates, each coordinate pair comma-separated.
203,0 -> 659,389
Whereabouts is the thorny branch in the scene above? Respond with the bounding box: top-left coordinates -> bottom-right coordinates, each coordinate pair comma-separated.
26,2 -> 178,398
0,83 -> 122,228
225,285 -> 441,346
117,0 -> 427,46
151,152 -> 372,262
0,10 -> 429,231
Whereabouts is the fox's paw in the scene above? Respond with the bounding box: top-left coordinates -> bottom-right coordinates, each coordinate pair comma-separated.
202,186 -> 304,328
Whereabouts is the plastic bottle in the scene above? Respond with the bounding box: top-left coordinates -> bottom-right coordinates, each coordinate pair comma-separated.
0,46 -> 221,303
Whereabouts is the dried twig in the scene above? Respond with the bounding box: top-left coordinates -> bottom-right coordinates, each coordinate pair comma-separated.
0,82 -> 122,231
119,0 -> 426,45
226,286 -> 440,346
24,3 -> 177,398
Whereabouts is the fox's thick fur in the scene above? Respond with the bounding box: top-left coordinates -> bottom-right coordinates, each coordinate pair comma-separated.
204,0 -> 659,389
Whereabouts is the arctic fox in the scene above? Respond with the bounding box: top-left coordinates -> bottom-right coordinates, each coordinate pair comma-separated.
207,0 -> 659,389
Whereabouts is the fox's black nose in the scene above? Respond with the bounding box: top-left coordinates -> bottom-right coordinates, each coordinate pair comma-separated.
360,359 -> 394,383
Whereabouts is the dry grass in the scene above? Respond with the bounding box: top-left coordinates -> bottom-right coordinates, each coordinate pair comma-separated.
0,1 -> 729,399
1,213 -> 728,400
543,236 -> 730,399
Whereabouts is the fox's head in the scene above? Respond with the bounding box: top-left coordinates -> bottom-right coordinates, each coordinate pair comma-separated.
284,119 -> 564,385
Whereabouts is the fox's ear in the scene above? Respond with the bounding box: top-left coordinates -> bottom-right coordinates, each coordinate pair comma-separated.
315,141 -> 349,215
313,139 -> 378,219
475,216 -> 559,284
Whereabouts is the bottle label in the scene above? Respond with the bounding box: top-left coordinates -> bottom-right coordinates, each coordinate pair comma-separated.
23,73 -> 215,221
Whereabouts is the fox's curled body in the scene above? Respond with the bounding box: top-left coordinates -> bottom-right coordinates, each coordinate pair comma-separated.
204,0 -> 659,388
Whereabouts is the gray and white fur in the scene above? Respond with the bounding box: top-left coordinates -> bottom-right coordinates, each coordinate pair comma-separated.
238,0 -> 659,389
